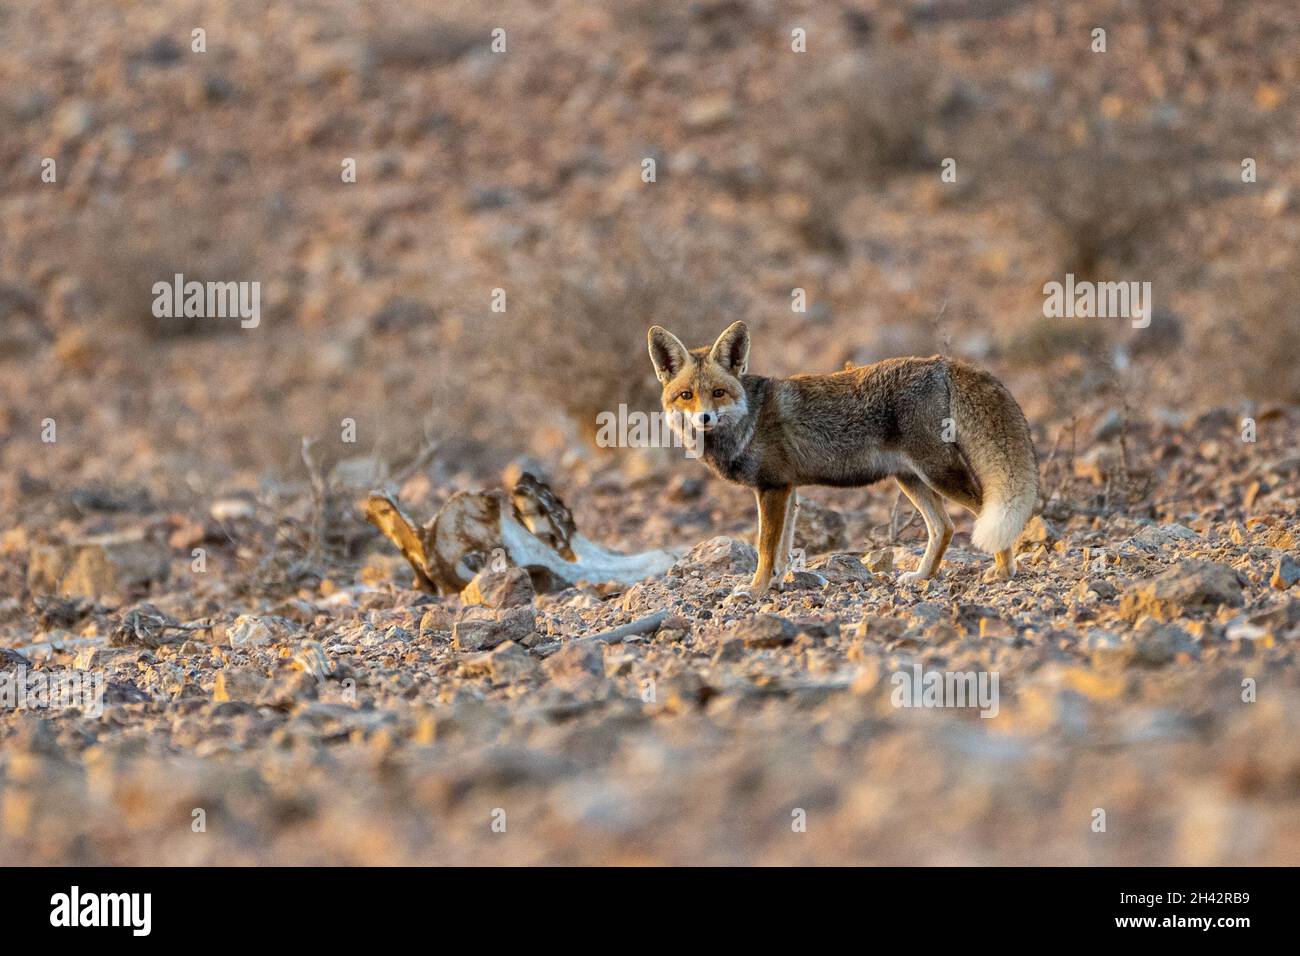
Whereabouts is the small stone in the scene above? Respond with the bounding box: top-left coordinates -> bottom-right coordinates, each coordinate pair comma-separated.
782,569 -> 826,589
683,93 -> 735,131
461,566 -> 534,608
291,641 -> 332,680
1133,624 -> 1180,666
213,667 -> 269,703
1076,578 -> 1118,600
711,639 -> 747,664
978,617 -> 1016,639
1018,515 -> 1057,548
1270,554 -> 1300,590
256,670 -> 318,709
853,615 -> 909,642
484,641 -> 538,683
53,100 -> 94,140
1086,629 -> 1133,665
73,644 -> 128,670
790,616 -> 840,640
419,607 -> 452,641
452,606 -> 537,651
728,614 -> 796,648
210,498 -> 255,521
1225,619 -> 1270,643
863,548 -> 894,573
1225,602 -> 1300,643
542,641 -> 604,679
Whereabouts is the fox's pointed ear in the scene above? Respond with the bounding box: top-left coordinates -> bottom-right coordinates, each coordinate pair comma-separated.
709,321 -> 750,375
648,326 -> 690,383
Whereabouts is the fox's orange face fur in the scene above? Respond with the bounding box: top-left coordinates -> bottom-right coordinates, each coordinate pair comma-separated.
648,322 -> 749,435
647,321 -> 1039,602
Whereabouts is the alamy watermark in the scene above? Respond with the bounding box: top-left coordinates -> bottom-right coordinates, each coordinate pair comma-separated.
890,662 -> 999,718
1,666 -> 105,718
151,272 -> 260,328
1043,273 -> 1151,328
50,886 -> 151,936
595,404 -> 704,458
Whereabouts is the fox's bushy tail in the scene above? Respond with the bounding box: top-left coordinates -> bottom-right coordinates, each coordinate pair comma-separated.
949,363 -> 1038,554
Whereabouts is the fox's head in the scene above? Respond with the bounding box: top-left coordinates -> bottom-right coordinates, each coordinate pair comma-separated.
647,321 -> 750,434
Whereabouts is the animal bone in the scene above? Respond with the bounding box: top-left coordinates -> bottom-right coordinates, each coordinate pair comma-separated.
363,472 -> 677,595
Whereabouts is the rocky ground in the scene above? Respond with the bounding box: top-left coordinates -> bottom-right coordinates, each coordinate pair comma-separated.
1,0 -> 1298,864
2,411 -> 1298,865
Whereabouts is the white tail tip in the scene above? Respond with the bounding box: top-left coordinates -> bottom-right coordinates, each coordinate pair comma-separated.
971,501 -> 1032,554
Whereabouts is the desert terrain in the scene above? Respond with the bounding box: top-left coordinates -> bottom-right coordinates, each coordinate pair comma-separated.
1,0 -> 1298,864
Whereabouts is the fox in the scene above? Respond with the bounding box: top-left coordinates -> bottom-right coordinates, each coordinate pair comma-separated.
647,321 -> 1038,599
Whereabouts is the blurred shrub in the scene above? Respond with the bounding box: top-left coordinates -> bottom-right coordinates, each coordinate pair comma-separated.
1208,258 -> 1300,405
74,200 -> 259,340
365,19 -> 482,70
501,222 -> 745,444
789,49 -> 953,185
1017,134 -> 1201,277
1005,315 -> 1108,368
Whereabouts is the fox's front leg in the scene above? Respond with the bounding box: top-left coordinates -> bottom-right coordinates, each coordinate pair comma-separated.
771,489 -> 799,581
729,486 -> 793,600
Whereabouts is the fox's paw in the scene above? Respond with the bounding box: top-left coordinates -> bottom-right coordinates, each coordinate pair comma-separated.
897,570 -> 930,586
981,565 -> 1014,584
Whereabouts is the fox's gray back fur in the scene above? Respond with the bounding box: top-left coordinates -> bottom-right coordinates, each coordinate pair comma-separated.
701,355 -> 1038,554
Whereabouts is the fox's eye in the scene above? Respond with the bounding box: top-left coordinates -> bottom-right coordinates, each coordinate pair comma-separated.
712,388 -> 727,399
678,390 -> 693,401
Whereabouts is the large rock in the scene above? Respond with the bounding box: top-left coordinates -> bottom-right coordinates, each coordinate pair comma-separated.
809,553 -> 875,585
541,641 -> 605,680
1119,560 -> 1245,621
221,615 -> 299,648
27,532 -> 169,601
680,536 -> 757,576
484,641 -> 539,683
452,606 -> 537,651
1130,523 -> 1199,550
460,566 -> 534,608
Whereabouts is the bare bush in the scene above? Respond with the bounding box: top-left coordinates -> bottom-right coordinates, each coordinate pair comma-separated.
784,47 -> 960,186
998,123 -> 1203,277
72,199 -> 260,340
501,223 -> 747,444
1004,315 -> 1109,368
1207,258 -> 1300,405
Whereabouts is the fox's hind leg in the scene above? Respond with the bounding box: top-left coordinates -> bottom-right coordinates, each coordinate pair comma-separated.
895,474 -> 954,583
982,548 -> 1016,582
909,456 -> 1017,582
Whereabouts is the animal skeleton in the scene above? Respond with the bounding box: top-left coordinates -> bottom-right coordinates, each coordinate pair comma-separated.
363,472 -> 677,594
